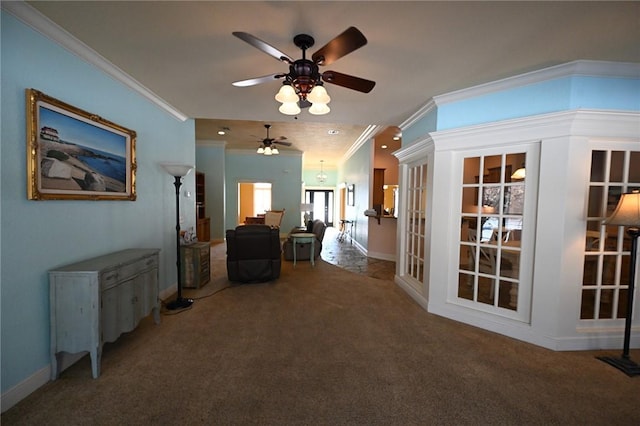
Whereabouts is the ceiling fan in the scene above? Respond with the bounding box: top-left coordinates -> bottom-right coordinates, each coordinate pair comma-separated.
232,27 -> 375,115
257,124 -> 291,156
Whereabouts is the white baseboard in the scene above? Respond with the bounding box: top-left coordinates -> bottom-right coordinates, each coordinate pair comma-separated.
1,364 -> 50,413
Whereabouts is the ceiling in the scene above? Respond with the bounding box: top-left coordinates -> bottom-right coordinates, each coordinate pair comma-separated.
24,1 -> 640,169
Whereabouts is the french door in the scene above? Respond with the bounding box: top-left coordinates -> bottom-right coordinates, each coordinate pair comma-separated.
305,190 -> 334,226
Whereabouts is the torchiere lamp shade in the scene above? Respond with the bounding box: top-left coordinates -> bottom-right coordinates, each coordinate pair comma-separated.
160,163 -> 194,177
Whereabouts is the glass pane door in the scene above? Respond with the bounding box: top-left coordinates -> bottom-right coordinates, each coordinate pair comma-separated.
305,190 -> 334,226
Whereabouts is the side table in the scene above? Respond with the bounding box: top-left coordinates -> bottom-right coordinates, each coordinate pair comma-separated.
290,233 -> 316,267
180,242 -> 211,288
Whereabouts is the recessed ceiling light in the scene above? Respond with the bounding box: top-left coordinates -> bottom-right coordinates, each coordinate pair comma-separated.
381,144 -> 388,149
393,136 -> 400,141
328,129 -> 339,135
218,130 -> 225,135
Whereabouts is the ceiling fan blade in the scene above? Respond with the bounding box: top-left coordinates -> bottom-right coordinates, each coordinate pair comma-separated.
274,140 -> 292,147
232,73 -> 283,87
232,32 -> 293,63
321,70 -> 376,93
312,27 -> 367,66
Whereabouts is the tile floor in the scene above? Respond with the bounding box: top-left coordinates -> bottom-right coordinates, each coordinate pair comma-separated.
320,226 -> 396,281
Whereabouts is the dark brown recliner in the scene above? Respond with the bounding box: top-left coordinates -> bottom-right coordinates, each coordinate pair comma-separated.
226,225 -> 282,283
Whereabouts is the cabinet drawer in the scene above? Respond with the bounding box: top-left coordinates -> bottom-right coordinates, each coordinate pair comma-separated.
119,256 -> 158,282
100,269 -> 120,290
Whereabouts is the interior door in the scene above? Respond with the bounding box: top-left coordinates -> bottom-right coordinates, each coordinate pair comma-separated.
305,190 -> 334,227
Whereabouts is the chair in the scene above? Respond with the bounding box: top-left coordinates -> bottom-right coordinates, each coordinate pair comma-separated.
226,225 -> 282,283
467,228 -> 496,275
282,219 -> 327,261
264,209 -> 285,227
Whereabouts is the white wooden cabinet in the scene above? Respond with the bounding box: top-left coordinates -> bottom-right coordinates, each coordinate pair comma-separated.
49,249 -> 160,379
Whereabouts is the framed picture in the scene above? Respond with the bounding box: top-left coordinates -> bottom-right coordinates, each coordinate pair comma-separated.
26,89 -> 137,200
347,184 -> 355,206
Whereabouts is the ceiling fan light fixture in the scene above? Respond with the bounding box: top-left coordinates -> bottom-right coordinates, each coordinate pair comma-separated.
271,147 -> 279,155
264,146 -> 273,155
309,102 -> 330,115
307,85 -> 330,104
275,84 -> 298,103
257,146 -> 265,154
279,102 -> 301,115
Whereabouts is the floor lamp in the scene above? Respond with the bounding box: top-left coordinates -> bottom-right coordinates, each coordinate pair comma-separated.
161,163 -> 195,311
598,189 -> 640,376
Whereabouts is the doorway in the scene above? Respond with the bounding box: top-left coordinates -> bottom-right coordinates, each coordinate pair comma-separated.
238,182 -> 271,225
305,190 -> 334,227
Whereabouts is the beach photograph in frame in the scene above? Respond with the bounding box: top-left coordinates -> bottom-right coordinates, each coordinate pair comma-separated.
26,89 -> 137,200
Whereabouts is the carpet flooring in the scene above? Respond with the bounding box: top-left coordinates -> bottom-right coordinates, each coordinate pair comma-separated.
2,242 -> 640,425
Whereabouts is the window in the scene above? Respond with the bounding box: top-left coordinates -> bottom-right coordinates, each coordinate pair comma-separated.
253,182 -> 272,216
458,153 -> 526,312
581,150 -> 640,320
403,163 -> 426,283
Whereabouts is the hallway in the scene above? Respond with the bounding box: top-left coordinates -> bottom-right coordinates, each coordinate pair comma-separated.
320,226 -> 396,281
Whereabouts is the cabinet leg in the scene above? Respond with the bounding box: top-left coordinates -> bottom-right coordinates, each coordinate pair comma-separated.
153,305 -> 161,324
90,347 -> 101,379
50,352 -> 61,380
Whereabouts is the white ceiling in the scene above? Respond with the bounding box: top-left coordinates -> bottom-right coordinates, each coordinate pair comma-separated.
23,1 -> 640,169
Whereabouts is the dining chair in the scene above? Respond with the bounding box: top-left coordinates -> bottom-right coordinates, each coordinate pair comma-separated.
264,209 -> 285,228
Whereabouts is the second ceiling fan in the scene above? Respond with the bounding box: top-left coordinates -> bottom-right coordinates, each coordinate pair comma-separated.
257,124 -> 291,156
232,27 -> 375,115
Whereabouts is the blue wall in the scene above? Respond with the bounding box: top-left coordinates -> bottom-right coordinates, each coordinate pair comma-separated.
1,12 -> 195,393
224,152 -> 303,234
196,144 -> 226,240
338,141 -> 373,248
303,168 -> 337,188
435,75 -> 640,130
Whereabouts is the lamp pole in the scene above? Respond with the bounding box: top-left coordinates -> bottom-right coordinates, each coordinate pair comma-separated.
165,175 -> 193,310
621,227 -> 638,361
160,163 -> 194,311
597,190 -> 640,376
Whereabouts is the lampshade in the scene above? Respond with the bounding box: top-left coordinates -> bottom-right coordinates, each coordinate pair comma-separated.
275,85 -> 298,103
309,102 -> 330,115
264,146 -> 272,156
511,167 -> 526,180
604,190 -> 640,227
271,147 -> 279,155
307,85 -> 330,104
257,147 -> 265,154
160,163 -> 194,177
279,102 -> 301,115
301,203 -> 313,212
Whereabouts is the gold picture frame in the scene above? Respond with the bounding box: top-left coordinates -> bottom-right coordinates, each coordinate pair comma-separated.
26,89 -> 137,200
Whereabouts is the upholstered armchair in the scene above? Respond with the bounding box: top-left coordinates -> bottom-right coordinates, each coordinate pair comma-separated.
226,225 -> 282,283
282,219 -> 327,261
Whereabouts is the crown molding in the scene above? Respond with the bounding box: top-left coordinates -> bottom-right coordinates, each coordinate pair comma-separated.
196,139 -> 227,148
393,136 -> 433,163
340,125 -> 381,166
398,60 -> 640,130
399,99 -> 437,131
2,1 -> 189,122
434,60 -> 640,106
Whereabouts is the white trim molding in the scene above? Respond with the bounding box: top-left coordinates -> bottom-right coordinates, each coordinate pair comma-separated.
340,125 -> 381,166
2,1 -> 189,122
434,60 -> 640,106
